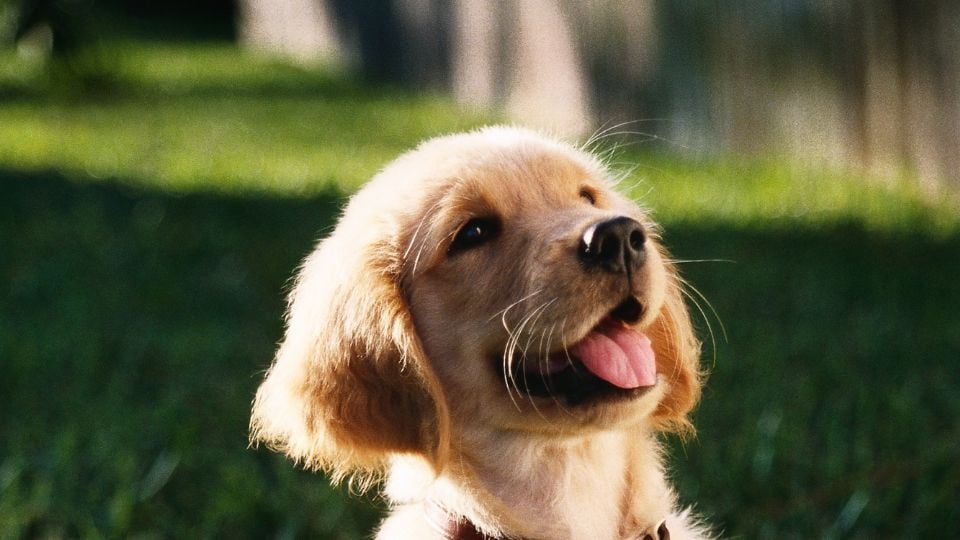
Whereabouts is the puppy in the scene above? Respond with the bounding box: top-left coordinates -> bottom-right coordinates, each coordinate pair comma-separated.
251,127 -> 709,539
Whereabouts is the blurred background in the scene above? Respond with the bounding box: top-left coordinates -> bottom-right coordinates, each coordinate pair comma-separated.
1,0 -> 958,538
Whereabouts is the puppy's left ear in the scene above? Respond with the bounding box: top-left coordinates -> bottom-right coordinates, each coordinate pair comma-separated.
250,231 -> 450,485
648,255 -> 703,434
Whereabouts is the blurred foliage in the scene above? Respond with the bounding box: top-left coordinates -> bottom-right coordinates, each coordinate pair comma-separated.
1,41 -> 958,537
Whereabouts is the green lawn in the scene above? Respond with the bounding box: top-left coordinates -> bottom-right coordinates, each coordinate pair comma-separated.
1,42 -> 958,538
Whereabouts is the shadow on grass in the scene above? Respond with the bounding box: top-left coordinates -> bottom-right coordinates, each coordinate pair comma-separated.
0,169 -> 377,537
2,169 -> 958,537
663,222 -> 960,536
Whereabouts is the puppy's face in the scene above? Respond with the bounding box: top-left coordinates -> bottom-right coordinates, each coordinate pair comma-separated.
400,135 -> 673,434
251,128 -> 700,476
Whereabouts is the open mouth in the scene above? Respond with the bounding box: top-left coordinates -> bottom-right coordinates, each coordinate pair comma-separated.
503,296 -> 658,406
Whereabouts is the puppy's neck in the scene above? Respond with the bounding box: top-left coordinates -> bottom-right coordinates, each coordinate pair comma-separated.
386,426 -> 673,539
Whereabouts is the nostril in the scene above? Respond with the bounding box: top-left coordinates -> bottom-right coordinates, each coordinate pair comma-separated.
628,229 -> 646,251
597,234 -> 618,261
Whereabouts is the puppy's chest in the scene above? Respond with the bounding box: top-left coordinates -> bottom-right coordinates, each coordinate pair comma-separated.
489,443 -> 631,539
556,474 -> 626,539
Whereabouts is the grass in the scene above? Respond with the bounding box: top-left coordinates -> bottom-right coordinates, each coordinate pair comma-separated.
1,41 -> 958,538
0,42 -> 487,195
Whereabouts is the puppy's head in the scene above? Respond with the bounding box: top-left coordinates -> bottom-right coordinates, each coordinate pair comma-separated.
251,127 -> 701,481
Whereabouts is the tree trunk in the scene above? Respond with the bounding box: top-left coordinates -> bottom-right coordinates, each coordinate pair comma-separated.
237,0 -> 343,64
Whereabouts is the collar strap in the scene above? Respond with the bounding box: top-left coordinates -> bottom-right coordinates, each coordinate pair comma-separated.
424,498 -> 493,540
424,497 -> 670,540
646,521 -> 671,540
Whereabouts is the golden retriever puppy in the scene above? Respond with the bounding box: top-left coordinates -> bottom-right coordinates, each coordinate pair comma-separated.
251,127 -> 709,539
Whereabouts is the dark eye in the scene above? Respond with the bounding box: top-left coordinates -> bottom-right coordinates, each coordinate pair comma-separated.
580,188 -> 596,205
449,216 -> 501,255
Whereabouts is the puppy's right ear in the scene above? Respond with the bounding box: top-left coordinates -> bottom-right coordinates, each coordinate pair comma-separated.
250,231 -> 449,485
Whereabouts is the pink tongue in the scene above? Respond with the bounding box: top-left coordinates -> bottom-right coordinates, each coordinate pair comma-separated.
570,323 -> 657,389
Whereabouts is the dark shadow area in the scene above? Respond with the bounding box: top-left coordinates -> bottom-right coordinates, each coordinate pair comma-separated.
0,169 -> 378,537
663,222 -> 960,536
2,169 -> 958,536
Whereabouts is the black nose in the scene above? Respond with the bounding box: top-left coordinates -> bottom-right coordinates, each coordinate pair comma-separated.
579,216 -> 647,274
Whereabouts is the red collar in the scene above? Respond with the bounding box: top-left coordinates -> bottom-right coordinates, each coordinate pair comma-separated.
424,498 -> 493,540
424,497 -> 671,540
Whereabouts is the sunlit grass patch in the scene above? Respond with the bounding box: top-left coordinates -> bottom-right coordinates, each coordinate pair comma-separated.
0,41 -> 489,195
622,153 -> 958,235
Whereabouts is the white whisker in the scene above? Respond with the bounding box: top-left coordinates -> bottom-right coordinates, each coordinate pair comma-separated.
512,302 -> 546,392
670,258 -> 736,265
492,290 -> 544,325
551,317 -> 580,416
521,299 -> 555,359
503,297 -> 552,406
501,316 -> 523,410
403,200 -> 442,260
678,280 -> 722,371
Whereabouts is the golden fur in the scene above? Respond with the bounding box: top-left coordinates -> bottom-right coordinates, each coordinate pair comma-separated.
251,127 -> 710,539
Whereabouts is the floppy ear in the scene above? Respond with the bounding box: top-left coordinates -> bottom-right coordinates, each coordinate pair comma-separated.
250,230 -> 450,486
647,254 -> 703,434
